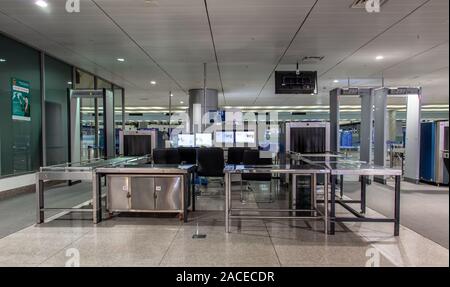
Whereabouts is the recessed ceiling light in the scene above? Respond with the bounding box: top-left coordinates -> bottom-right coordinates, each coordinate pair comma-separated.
35,0 -> 48,8
150,81 -> 156,85
333,80 -> 339,83
170,93 -> 174,97
0,58 -> 6,63
117,58 -> 125,62
375,55 -> 384,60
180,101 -> 184,104
67,81 -> 72,85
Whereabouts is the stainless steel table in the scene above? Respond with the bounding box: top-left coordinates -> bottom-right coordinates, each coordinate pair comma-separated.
95,164 -> 196,223
36,156 -> 149,224
224,164 -> 330,234
292,153 -> 402,236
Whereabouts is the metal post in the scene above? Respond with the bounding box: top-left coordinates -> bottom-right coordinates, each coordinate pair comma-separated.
36,175 -> 44,224
94,78 -> 99,158
191,171 -> 196,212
169,91 -> 172,131
121,88 -> 125,132
203,63 -> 207,133
92,172 -> 102,224
360,175 -> 366,214
324,173 -> 328,235
394,175 -> 401,236
225,172 -> 230,233
40,52 -> 47,167
330,175 -> 336,235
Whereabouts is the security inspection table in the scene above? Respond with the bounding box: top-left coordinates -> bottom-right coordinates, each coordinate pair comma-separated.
224,164 -> 330,234
295,154 -> 402,236
95,164 -> 196,223
36,156 -> 149,224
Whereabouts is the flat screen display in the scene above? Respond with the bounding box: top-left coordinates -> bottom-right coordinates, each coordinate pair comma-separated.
235,131 -> 255,144
178,134 -> 195,147
195,133 -> 213,147
215,131 -> 234,144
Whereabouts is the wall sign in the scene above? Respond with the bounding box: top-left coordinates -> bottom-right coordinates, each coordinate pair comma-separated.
11,78 -> 31,121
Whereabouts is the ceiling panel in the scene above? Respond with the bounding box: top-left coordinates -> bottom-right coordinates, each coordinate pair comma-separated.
0,0 -> 448,107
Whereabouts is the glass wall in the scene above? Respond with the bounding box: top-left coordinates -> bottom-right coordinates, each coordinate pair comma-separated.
44,55 -> 72,166
0,34 -> 125,176
0,34 -> 42,177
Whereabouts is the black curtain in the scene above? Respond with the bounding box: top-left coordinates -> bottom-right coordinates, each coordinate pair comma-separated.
124,135 -> 152,156
290,127 -> 326,154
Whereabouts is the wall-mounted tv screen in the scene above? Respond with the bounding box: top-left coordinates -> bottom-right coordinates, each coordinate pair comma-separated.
195,133 -> 213,147
275,71 -> 317,94
235,131 -> 255,144
178,134 -> 195,147
215,131 -> 234,144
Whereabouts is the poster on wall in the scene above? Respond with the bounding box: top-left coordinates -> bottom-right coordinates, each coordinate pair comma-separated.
11,78 -> 31,121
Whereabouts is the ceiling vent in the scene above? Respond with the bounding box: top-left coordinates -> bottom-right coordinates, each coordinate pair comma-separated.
300,56 -> 325,65
350,0 -> 388,9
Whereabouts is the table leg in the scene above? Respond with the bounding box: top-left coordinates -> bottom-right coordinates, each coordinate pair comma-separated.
394,175 -> 401,236
92,173 -> 102,224
184,175 -> 188,223
324,173 -> 328,235
340,174 -> 344,198
36,178 -> 44,224
361,175 -> 367,214
225,173 -> 230,233
191,171 -> 196,212
330,175 -> 336,235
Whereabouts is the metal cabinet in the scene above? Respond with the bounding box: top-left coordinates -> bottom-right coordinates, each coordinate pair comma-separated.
107,175 -> 183,212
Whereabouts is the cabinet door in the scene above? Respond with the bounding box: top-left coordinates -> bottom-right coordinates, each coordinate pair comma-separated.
108,176 -> 130,211
130,177 -> 155,210
154,177 -> 182,210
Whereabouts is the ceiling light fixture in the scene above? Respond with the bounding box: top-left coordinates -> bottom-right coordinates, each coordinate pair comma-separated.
67,81 -> 72,85
180,101 -> 184,104
0,58 -> 6,63
375,55 -> 384,60
333,80 -> 339,83
170,93 -> 173,97
150,81 -> 156,85
117,58 -> 125,62
35,0 -> 48,8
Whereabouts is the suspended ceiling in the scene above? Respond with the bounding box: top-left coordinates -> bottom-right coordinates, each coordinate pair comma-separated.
0,0 -> 448,108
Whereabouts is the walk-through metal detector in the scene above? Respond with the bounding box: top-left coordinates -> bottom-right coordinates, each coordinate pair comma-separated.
373,87 -> 421,184
329,88 -> 374,163
69,89 -> 115,163
330,87 -> 421,184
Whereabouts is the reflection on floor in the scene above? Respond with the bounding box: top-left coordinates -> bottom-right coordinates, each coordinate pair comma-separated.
0,180 -> 448,267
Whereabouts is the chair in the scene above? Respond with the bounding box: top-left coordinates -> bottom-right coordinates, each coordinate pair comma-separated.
197,148 -> 224,177
152,148 -> 181,164
196,148 -> 225,195
178,147 -> 197,164
227,147 -> 249,165
241,150 -> 273,202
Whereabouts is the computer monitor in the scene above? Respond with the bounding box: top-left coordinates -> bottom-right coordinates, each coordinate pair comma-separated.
195,133 -> 213,147
178,134 -> 195,147
235,131 -> 255,144
215,131 -> 234,144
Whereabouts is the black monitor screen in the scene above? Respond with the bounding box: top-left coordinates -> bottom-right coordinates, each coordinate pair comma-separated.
123,135 -> 152,156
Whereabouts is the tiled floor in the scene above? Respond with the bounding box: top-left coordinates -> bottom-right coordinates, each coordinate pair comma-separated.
0,182 -> 448,267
